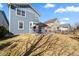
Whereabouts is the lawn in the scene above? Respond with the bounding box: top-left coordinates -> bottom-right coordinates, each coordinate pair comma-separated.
0,33 -> 79,56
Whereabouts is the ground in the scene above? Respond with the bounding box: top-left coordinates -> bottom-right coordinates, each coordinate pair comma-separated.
0,33 -> 79,56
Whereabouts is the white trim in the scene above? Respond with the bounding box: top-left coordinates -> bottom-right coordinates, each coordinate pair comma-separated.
29,21 -> 33,33
16,8 -> 21,17
18,21 -> 24,30
33,22 -> 38,26
16,8 -> 26,17
9,6 -> 11,32
29,21 -> 38,33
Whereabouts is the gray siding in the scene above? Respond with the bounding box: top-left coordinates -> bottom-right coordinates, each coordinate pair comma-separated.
9,5 -> 39,35
0,12 -> 9,30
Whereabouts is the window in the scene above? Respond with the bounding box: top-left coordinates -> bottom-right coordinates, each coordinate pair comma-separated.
18,21 -> 24,30
17,9 -> 21,15
16,8 -> 26,17
22,11 -> 25,16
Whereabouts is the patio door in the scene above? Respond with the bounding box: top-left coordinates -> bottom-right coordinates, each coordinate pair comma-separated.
29,21 -> 33,33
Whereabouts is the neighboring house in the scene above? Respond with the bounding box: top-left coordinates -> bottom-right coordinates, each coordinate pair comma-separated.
45,18 -> 60,32
59,24 -> 72,32
0,10 -> 9,30
35,22 -> 48,33
8,3 -> 40,35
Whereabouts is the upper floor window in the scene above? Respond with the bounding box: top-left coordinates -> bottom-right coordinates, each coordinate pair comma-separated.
17,9 -> 21,15
16,8 -> 26,17
22,11 -> 25,16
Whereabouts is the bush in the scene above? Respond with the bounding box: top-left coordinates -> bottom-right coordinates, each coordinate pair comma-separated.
0,26 -> 9,38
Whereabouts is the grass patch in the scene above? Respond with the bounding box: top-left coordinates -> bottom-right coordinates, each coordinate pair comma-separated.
0,42 -> 11,50
0,39 -> 11,46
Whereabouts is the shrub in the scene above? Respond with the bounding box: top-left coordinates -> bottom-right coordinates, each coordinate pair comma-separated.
0,26 -> 9,38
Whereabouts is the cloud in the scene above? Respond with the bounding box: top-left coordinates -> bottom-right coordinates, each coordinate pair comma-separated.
55,8 -> 66,13
62,18 -> 70,21
0,3 -> 3,8
44,3 -> 55,8
55,6 -> 79,13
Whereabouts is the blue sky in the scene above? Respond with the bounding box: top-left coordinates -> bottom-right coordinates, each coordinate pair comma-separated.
0,3 -> 79,26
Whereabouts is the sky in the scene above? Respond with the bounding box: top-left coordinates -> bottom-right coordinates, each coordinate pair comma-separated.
0,3 -> 79,26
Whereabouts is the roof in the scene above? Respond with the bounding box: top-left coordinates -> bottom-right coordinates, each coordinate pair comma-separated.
36,22 -> 48,27
8,3 -> 40,16
45,18 -> 58,24
0,10 -> 9,25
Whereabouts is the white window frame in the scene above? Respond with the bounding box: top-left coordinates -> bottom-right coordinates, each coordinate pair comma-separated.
29,21 -> 34,33
22,10 -> 26,17
16,8 -> 21,16
18,21 -> 24,30
16,8 -> 26,17
29,21 -> 38,33
33,22 -> 38,26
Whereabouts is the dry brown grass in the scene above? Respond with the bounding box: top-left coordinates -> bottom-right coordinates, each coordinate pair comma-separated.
0,33 -> 79,56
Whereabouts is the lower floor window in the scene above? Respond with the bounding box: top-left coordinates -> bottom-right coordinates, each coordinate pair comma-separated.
18,21 -> 24,30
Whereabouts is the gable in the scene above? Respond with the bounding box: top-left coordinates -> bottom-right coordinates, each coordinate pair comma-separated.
45,18 -> 59,24
28,4 -> 40,16
8,3 -> 40,17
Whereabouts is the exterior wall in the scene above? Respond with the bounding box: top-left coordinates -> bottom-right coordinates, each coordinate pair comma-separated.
0,12 -> 9,30
59,24 -> 72,32
59,27 -> 71,32
26,8 -> 39,19
9,5 -> 39,35
59,27 -> 68,31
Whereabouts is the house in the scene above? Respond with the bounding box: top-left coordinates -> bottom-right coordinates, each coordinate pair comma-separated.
59,24 -> 72,32
8,3 -> 40,35
45,18 -> 60,33
0,10 -> 9,30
